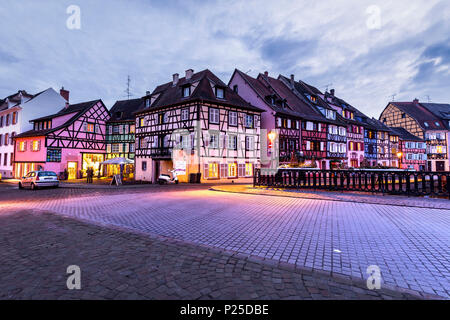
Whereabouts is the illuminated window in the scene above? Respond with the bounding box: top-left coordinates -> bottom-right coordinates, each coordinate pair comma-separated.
437,146 -> 444,153
129,125 -> 135,133
228,163 -> 237,178
245,163 -> 253,177
86,123 -> 94,132
32,140 -> 40,151
139,118 -> 145,127
19,141 -> 26,152
208,163 -> 219,179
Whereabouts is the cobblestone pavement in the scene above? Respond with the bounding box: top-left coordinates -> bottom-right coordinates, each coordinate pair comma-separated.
0,186 -> 448,298
0,210 -> 433,299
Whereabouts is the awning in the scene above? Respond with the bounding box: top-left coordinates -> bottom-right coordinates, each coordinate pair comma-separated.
100,157 -> 134,165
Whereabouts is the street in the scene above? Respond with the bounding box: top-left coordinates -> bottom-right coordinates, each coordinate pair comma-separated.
0,184 -> 448,299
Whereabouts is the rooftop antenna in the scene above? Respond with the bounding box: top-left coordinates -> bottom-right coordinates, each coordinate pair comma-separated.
389,93 -> 397,101
425,95 -> 431,102
323,83 -> 333,92
124,75 -> 133,100
245,69 -> 252,74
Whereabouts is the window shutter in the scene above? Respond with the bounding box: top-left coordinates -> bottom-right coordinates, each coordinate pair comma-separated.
83,123 -> 87,132
119,125 -> 123,134
119,144 -> 123,152
107,144 -> 111,153
24,141 -> 27,151
38,140 -> 41,151
125,143 -> 129,153
203,163 -> 209,179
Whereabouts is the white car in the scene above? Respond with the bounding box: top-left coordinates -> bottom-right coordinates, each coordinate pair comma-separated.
19,171 -> 59,190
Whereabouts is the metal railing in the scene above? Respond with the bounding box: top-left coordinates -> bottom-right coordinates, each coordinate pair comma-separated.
253,168 -> 450,198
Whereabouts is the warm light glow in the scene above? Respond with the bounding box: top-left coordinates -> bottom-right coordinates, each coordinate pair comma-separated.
268,131 -> 276,141
397,152 -> 403,158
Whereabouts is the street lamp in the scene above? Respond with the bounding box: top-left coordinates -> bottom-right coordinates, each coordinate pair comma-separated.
397,152 -> 403,169
268,131 -> 277,141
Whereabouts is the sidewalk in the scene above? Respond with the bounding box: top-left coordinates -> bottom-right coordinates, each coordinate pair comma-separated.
210,184 -> 450,209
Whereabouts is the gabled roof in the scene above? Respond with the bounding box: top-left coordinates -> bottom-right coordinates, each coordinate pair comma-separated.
389,127 -> 424,141
0,90 -> 35,111
367,117 -> 392,133
385,101 -> 445,131
109,98 -> 145,122
261,74 -> 326,122
277,75 -> 346,125
15,100 -> 105,139
230,69 -> 303,118
138,69 -> 263,114
31,100 -> 102,122
419,103 -> 450,129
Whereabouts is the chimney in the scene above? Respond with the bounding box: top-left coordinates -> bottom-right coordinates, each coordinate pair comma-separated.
290,74 -> 295,86
413,98 -> 419,104
185,69 -> 194,80
264,71 -> 268,77
145,90 -> 150,96
330,89 -> 335,96
172,73 -> 179,86
60,86 -> 69,102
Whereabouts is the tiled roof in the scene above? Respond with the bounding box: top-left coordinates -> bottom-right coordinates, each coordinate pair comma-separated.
139,69 -> 264,114
277,75 -> 346,125
32,100 -> 101,122
232,69 -> 304,118
262,74 -> 327,122
419,103 -> 450,129
16,100 -> 104,139
389,127 -> 424,141
387,101 -> 445,131
109,98 -> 145,122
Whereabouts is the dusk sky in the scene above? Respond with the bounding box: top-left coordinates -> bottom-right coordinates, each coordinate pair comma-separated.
1,0 -> 449,118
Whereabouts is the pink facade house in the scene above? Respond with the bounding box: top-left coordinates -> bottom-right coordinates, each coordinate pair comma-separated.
14,99 -> 110,179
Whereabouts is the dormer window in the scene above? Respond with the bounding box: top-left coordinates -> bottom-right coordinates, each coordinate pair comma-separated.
435,122 -> 440,127
182,86 -> 191,98
326,109 -> 335,120
233,85 -> 238,93
424,122 -> 429,127
146,99 -> 150,108
215,87 -> 224,99
115,111 -> 123,119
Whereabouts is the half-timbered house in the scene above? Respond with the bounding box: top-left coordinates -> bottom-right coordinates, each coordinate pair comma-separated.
228,70 -> 302,167
389,127 -> 426,170
13,100 -> 110,179
322,90 -> 367,168
106,98 -> 144,160
278,75 -> 347,169
134,69 -> 263,183
380,99 -> 448,171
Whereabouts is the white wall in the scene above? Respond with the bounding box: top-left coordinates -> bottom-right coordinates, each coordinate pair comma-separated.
0,88 -> 66,178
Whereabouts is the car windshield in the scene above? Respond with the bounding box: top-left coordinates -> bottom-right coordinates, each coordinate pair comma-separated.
38,171 -> 57,177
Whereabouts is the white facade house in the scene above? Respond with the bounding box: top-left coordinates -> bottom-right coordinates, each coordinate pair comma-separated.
0,88 -> 67,178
